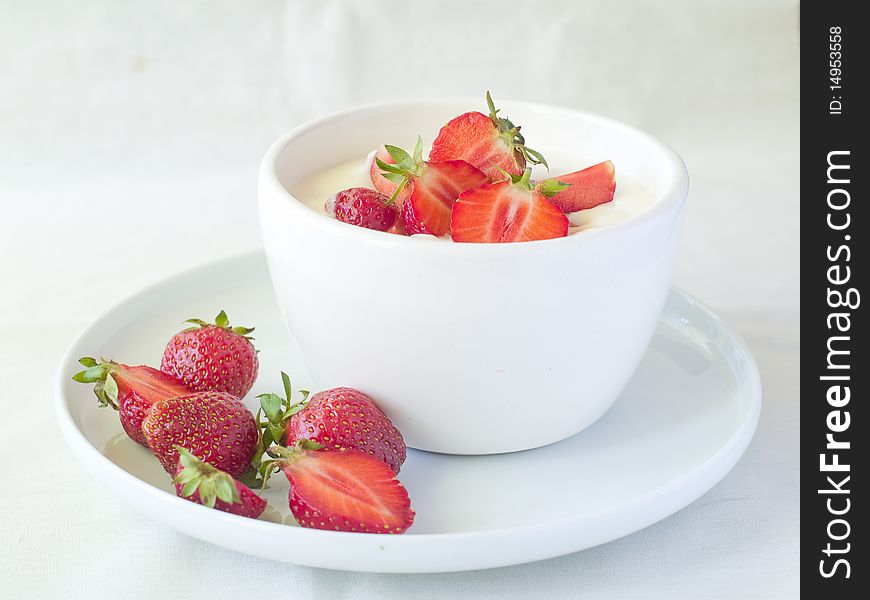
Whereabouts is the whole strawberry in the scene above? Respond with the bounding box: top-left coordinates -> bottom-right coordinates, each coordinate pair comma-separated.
326,187 -> 398,232
429,91 -> 547,180
142,391 -> 259,477
72,357 -> 190,447
258,373 -> 406,473
266,443 -> 414,534
173,446 -> 266,519
161,310 -> 258,398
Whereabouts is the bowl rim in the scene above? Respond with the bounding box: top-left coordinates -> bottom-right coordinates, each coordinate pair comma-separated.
259,98 -> 689,250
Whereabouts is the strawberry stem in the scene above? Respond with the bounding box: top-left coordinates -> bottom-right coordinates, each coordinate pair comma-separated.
388,177 -> 409,205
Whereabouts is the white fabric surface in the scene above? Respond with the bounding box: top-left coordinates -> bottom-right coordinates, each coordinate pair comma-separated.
1,1 -> 799,597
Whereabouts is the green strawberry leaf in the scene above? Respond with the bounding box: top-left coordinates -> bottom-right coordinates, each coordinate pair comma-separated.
412,135 -> 424,164
537,178 -> 571,198
384,144 -> 415,171
375,158 -> 406,176
257,393 -> 283,424
281,372 -> 292,404
102,373 -> 119,404
380,172 -> 405,185
214,310 -> 230,328
523,146 -> 549,169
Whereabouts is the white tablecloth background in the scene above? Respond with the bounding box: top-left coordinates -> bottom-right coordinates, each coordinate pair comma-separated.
1,1 -> 799,597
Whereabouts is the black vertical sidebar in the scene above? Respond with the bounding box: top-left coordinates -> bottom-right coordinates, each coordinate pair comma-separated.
802,1 -> 866,596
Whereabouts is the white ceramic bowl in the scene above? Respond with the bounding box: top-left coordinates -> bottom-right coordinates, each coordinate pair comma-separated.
258,100 -> 688,454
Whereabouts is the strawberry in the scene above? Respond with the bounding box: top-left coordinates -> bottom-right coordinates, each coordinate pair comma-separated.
429,91 -> 547,180
376,137 -> 488,236
72,357 -> 190,447
325,187 -> 398,232
266,443 -> 414,534
161,310 -> 258,398
544,160 -> 617,213
142,391 -> 259,477
451,168 -> 570,243
257,373 -> 406,474
369,146 -> 410,204
173,446 -> 266,518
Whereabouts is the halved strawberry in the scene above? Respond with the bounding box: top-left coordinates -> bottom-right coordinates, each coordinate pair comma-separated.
451,169 -> 569,243
429,91 -> 547,180
72,357 -> 190,447
267,443 -> 414,534
544,160 -> 616,213
376,138 -> 488,236
368,146 -> 410,204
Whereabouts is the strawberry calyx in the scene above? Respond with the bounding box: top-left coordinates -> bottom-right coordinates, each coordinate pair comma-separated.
496,167 -> 570,197
485,91 -> 548,171
258,439 -> 325,488
375,136 -> 426,204
173,446 -> 241,508
71,357 -> 121,410
255,371 -> 310,447
251,372 -> 312,485
183,310 -> 255,341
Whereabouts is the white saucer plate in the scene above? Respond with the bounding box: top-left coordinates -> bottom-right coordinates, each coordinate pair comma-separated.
56,252 -> 761,573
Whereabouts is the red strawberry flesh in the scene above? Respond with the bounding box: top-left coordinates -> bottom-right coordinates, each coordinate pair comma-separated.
545,160 -> 616,213
430,111 -> 523,180
72,358 -> 190,447
281,448 -> 414,533
115,365 -> 191,446
401,159 -> 488,236
451,174 -> 569,243
429,93 -> 547,180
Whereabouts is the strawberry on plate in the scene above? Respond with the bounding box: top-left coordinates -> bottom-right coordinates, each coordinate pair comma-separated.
266,442 -> 414,534
326,187 -> 398,232
451,168 -> 570,243
429,91 -> 547,180
543,160 -> 616,213
72,357 -> 190,447
257,372 -> 406,474
376,137 -> 488,236
161,310 -> 258,398
142,391 -> 259,477
173,446 -> 266,519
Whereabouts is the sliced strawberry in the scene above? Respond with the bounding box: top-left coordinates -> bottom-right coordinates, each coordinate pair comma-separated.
326,187 -> 398,232
272,445 -> 414,534
545,160 -> 616,213
174,447 -> 266,519
73,358 -> 190,447
430,92 -> 547,180
369,146 -> 410,204
402,160 -> 488,236
374,137 -> 488,237
451,169 -> 569,243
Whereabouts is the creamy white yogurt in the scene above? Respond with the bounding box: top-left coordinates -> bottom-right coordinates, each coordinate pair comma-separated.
290,154 -> 657,236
